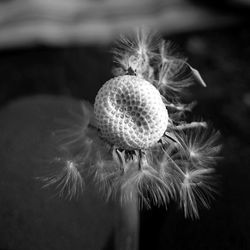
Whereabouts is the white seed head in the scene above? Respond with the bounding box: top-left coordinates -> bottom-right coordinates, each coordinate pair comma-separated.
94,75 -> 168,150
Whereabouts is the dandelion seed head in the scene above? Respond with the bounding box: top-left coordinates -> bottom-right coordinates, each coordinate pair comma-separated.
43,29 -> 222,219
94,29 -> 222,218
94,75 -> 168,150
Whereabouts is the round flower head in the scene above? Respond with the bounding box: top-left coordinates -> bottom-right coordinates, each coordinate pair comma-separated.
41,28 -> 222,219
94,75 -> 168,150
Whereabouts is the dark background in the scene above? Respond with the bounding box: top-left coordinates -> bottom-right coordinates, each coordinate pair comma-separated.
0,2 -> 250,250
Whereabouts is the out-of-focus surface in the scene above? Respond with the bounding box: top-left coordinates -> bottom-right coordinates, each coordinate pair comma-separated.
0,96 -> 118,250
0,95 -> 139,250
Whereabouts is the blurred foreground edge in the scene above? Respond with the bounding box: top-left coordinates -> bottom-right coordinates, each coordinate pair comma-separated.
0,95 -> 139,250
0,0 -> 242,49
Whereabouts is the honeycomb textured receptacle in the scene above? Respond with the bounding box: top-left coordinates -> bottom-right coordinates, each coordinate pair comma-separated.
94,75 -> 169,150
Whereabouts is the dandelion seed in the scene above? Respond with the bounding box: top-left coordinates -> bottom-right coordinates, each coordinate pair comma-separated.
54,102 -> 94,155
156,41 -> 207,102
153,151 -> 182,200
40,156 -> 84,200
115,159 -> 172,208
179,167 -> 216,219
113,28 -> 160,78
186,63 -> 207,87
157,44 -> 193,97
163,100 -> 197,112
174,121 -> 207,130
177,126 -> 222,168
92,158 -> 120,201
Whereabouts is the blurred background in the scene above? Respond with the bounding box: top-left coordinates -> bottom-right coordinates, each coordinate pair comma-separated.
0,0 -> 250,249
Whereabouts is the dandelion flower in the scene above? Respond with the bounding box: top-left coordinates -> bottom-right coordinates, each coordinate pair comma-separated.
42,29 -> 221,218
